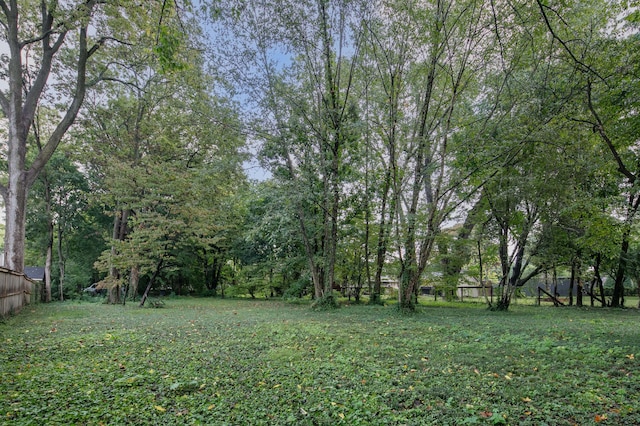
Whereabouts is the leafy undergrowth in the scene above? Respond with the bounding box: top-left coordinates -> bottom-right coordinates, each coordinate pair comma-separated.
1,298 -> 639,425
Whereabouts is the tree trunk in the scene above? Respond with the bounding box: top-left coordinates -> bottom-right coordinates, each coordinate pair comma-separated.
57,221 -> 65,301
129,266 -> 139,300
108,209 -> 130,304
611,231 -> 629,307
372,182 -> 391,305
593,254 -> 607,307
397,51 -> 438,311
398,262 -> 419,311
576,265 -> 584,307
478,240 -> 492,307
3,170 -> 28,272
316,0 -> 343,308
569,260 -> 575,306
2,14 -> 30,272
363,167 -> 372,304
495,219 -> 511,310
44,241 -> 53,303
598,276 -> 606,307
35,169 -> 53,302
373,156 -> 398,305
297,205 -> 322,300
574,254 -> 583,307
577,276 -> 583,307
495,217 -> 533,311
372,92 -> 399,306
140,258 -> 164,307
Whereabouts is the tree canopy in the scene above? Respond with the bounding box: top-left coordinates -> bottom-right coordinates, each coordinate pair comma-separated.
2,0 -> 640,310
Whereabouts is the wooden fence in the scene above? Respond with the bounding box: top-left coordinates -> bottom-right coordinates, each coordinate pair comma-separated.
0,267 -> 40,317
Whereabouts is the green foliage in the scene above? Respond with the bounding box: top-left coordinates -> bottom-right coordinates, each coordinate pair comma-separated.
311,293 -> 339,310
282,278 -> 312,300
5,0 -> 640,316
1,300 -> 639,424
78,35 -> 246,297
154,25 -> 189,73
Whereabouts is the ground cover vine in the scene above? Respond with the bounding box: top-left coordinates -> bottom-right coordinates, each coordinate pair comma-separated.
1,298 -> 639,425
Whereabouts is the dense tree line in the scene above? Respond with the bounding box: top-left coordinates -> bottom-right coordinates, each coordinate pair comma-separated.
2,0 -> 640,310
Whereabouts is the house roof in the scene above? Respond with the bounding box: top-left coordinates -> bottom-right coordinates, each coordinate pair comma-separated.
24,266 -> 45,281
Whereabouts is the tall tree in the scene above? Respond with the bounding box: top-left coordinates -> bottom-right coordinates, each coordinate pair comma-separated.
80,32 -> 245,304
0,0 -> 190,274
0,0 -> 101,271
215,0 -> 366,306
358,0 -> 412,304
534,0 -> 640,306
383,0 -> 491,310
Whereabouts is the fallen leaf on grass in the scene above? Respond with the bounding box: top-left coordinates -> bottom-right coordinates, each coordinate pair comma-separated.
595,414 -> 607,422
154,405 -> 166,412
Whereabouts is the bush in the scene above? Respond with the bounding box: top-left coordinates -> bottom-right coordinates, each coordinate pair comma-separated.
311,293 -> 338,310
200,288 -> 218,298
283,278 -> 311,299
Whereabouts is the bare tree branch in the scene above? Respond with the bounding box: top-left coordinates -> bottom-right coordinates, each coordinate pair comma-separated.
26,23 -> 91,187
0,0 -> 10,20
21,2 -> 69,132
535,0 -> 607,84
19,24 -> 65,48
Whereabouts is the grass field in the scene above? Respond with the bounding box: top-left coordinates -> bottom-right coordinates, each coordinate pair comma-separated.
1,298 -> 639,425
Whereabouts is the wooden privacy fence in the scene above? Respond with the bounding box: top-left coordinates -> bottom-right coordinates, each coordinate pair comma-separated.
0,267 -> 39,317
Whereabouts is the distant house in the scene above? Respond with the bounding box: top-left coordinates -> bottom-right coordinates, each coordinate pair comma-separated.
380,276 -> 399,290
456,282 -> 493,299
24,266 -> 45,281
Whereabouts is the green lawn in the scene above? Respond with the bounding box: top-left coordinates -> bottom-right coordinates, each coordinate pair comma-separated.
1,298 -> 639,425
